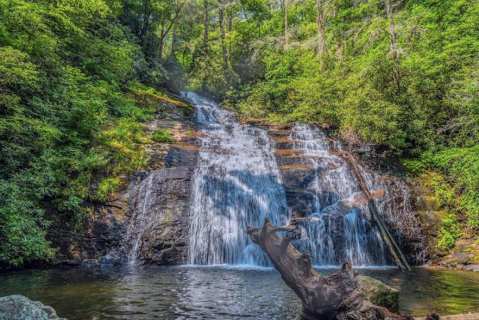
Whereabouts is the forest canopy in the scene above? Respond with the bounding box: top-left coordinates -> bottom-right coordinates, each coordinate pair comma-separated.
0,0 -> 478,266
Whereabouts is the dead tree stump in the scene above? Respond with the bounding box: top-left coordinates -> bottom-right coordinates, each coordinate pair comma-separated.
247,218 -> 413,320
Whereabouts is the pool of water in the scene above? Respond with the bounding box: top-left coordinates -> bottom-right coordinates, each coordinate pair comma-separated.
1,266 -> 479,319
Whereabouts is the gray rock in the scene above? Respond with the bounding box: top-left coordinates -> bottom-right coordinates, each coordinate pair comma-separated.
0,295 -> 65,320
125,166 -> 195,264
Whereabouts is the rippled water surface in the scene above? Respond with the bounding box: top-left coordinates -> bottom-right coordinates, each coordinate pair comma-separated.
1,266 -> 479,319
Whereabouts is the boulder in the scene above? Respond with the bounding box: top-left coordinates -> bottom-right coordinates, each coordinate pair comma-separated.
0,295 -> 65,320
357,275 -> 400,311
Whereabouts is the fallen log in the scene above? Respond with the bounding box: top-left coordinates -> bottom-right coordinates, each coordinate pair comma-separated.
341,154 -> 411,271
247,218 -> 413,320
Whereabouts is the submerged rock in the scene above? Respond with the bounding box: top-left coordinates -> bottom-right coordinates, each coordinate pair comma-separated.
0,295 -> 65,320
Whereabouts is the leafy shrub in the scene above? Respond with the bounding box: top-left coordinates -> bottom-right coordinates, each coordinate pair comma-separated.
151,128 -> 173,143
96,177 -> 121,201
437,215 -> 463,251
0,0 -> 156,265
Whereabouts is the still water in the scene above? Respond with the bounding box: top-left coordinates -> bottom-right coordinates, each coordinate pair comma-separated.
1,266 -> 479,319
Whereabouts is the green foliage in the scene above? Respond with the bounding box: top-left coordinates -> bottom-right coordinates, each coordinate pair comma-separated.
0,0 -> 162,265
180,0 -> 478,250
427,146 -> 479,228
99,117 -> 148,176
151,128 -> 173,143
437,214 -> 463,251
96,177 -> 121,201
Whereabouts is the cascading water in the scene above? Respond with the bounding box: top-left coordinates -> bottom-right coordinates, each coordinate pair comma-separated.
185,93 -> 289,265
125,172 -> 156,266
123,93 -> 423,268
290,124 -> 388,266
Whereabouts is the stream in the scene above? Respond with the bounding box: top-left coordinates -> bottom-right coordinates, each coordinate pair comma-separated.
1,266 -> 479,319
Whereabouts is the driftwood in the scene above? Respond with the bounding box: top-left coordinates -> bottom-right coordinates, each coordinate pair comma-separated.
247,218 -> 413,320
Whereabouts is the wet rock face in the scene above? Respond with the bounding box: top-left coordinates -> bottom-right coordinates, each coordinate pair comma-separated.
47,97 -> 198,267
281,167 -> 317,217
436,239 -> 479,271
47,203 -> 125,266
48,97 -> 429,267
268,127 -> 317,218
123,98 -> 199,265
125,167 -> 195,264
0,295 -> 65,320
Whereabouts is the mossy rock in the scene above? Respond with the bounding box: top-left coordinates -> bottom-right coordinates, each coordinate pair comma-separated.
357,275 -> 399,311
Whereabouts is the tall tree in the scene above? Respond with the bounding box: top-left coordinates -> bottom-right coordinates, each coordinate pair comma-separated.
384,0 -> 401,91
315,0 -> 325,69
203,0 -> 209,48
284,0 -> 289,46
219,0 -> 228,70
158,0 -> 185,59
171,18 -> 179,54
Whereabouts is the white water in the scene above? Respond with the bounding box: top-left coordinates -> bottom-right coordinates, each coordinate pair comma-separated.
125,172 -> 158,266
186,93 -> 289,265
290,124 -> 388,266
124,94 -> 423,268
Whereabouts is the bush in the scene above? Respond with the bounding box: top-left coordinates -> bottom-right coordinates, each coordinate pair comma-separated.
0,0 -> 155,265
437,215 -> 463,251
151,128 -> 173,143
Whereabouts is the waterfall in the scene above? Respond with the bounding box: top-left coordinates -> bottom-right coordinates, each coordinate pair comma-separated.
290,124 -> 388,266
125,172 -> 158,266
123,93 -> 423,268
186,93 -> 289,265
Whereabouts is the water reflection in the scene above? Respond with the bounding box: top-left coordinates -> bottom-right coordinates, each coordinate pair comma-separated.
1,266 -> 479,319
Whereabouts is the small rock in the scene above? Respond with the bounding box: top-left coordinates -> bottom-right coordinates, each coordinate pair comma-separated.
426,312 -> 440,320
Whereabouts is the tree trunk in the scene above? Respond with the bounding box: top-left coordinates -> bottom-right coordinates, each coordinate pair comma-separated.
385,0 -> 401,92
140,0 -> 150,50
247,219 -> 413,320
219,3 -> 228,70
227,10 -> 233,56
171,19 -> 178,55
284,0 -> 289,47
315,0 -> 325,70
159,24 -> 165,59
158,1 -> 184,59
203,0 -> 209,49
201,0 -> 209,90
